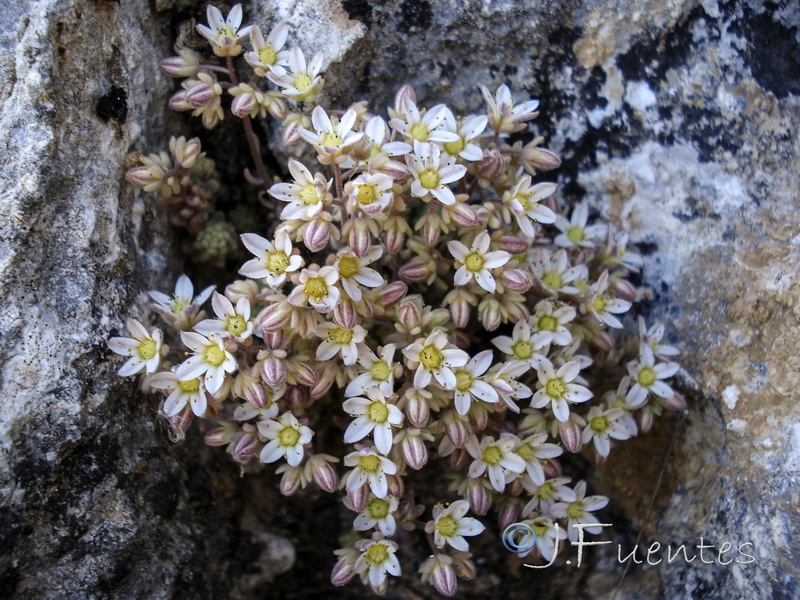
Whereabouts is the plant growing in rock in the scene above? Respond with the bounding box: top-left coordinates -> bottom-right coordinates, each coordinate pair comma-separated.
113,5 -> 686,596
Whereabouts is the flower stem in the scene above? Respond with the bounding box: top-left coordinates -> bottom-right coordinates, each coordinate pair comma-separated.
226,56 -> 270,189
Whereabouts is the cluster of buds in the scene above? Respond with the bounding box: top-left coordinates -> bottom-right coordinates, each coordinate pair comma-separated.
113,6 -> 686,597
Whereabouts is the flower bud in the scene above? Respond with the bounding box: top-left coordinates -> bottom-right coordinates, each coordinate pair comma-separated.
374,281 -> 407,309
331,554 -> 357,586
421,555 -> 457,597
593,330 -> 615,353
285,384 -> 311,411
613,278 -> 637,301
282,119 -> 302,146
544,459 -> 562,479
496,234 -> 529,255
474,147 -> 506,182
405,389 -> 430,427
444,288 -> 475,329
204,425 -> 232,447
447,202 -> 479,228
452,553 -> 477,580
479,297 -> 502,331
418,212 -> 441,247
467,479 -> 492,515
306,454 -> 339,493
387,474 -> 405,498
186,81 -> 216,108
280,465 -> 302,496
347,217 -> 372,257
399,258 -> 433,283
522,145 -> 561,171
347,483 -> 369,512
225,279 -> 259,306
265,91 -> 288,119
261,355 -> 286,387
258,299 -> 292,332
168,90 -> 192,111
498,502 -> 520,530
231,86 -> 258,118
263,329 -> 285,350
448,447 -> 470,470
333,298 -> 357,329
245,378 -> 268,409
290,361 -> 318,387
383,216 -> 408,254
310,365 -> 336,399
302,217 -> 331,253
662,391 -> 687,411
170,136 -> 203,169
401,429 -> 428,470
393,84 -> 416,116
160,50 -> 200,77
231,430 -> 259,463
502,269 -> 532,292
558,419 -> 583,453
397,296 -> 422,333
126,165 -> 165,190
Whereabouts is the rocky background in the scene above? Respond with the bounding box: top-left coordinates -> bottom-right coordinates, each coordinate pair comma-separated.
1,0 -> 798,598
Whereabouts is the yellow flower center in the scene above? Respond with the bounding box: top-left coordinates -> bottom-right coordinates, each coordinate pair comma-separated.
517,194 -> 532,211
338,256 -> 359,278
464,252 -> 484,272
330,327 -> 353,345
590,415 -> 609,433
367,498 -> 390,519
409,121 -> 429,142
567,227 -> 585,244
322,132 -> 343,147
368,401 -> 389,423
359,454 -> 381,473
591,295 -> 608,313
170,296 -> 190,315
299,183 -> 319,205
266,250 -> 289,273
637,366 -> 656,387
278,426 -> 300,447
258,45 -> 277,66
226,315 -> 248,336
419,344 -> 443,370
177,378 -> 200,393
566,501 -> 584,520
418,169 -> 439,190
538,315 -> 558,332
137,339 -> 158,360
545,377 -> 567,400
512,341 -> 533,360
370,360 -> 391,381
481,445 -> 502,465
204,344 -> 226,367
516,442 -> 534,462
531,520 -> 548,537
436,515 -> 458,538
536,481 -> 554,500
293,72 -> 312,91
455,370 -> 472,392
365,543 -> 389,565
444,138 -> 465,155
541,271 -> 562,290
356,183 -> 376,205
304,277 -> 327,300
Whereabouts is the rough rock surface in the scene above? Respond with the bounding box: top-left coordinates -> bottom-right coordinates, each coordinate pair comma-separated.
1,0 -> 798,599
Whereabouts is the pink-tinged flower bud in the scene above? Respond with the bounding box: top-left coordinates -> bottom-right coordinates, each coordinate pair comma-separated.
261,355 -> 286,387
310,365 -> 336,399
452,554 -> 477,580
290,362 -> 318,387
169,405 -> 194,438
401,430 -> 428,470
258,300 -> 292,332
245,379 -> 268,409
502,299 -> 529,325
543,458 -> 562,479
347,483 -> 369,512
469,404 -> 489,431
508,477 -> 524,496
204,425 -> 231,446
387,474 -> 405,498
186,82 -> 216,108
170,136 -> 203,169
231,88 -> 257,118
231,431 -> 259,463
263,329 -> 284,350
522,146 -> 561,171
593,330 -> 615,353
201,106 -> 221,130
265,91 -> 288,119
282,120 -> 302,146
479,298 -> 502,331
331,555 -> 356,586
383,216 -> 408,254
168,90 -> 192,111
497,234 -> 529,254
502,269 -> 532,293
285,384 -> 310,411
405,392 -> 430,427
399,258 -> 432,283
425,555 -> 457,597
613,278 -> 637,301
227,280 -> 257,305
639,410 -> 654,433
663,391 -> 687,411
467,479 -> 492,515
559,420 -> 583,453
333,298 -> 357,329
374,281 -> 407,309
347,218 -> 372,257
590,451 -> 606,467
498,502 -> 520,530
475,147 -> 506,181
420,213 -> 441,246
280,466 -> 302,496
302,217 -> 331,253
450,447 -> 470,470
448,202 -> 479,228
306,455 -> 339,493
371,579 -> 388,596
397,296 -> 422,332
394,84 -> 416,115
160,51 -> 200,78
126,165 -> 165,189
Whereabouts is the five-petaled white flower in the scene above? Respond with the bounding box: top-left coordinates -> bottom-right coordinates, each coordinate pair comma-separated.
550,480 -> 609,543
403,331 -> 469,389
514,516 -> 567,562
108,319 -> 163,376
316,322 -> 367,366
504,175 -> 557,237
514,432 -> 563,486
176,331 -> 237,394
581,406 -> 632,457
244,22 -> 289,76
439,112 -> 488,161
448,231 -> 510,293
638,317 -> 680,358
466,435 -> 526,492
268,159 -> 330,221
530,249 -> 583,296
150,370 -> 208,417
345,344 -> 397,398
298,106 -> 364,164
346,172 -> 394,215
195,292 -> 254,342
480,84 -> 540,134
149,274 -> 215,330
452,349 -> 499,416
267,46 -> 324,102
521,476 -> 577,516
239,230 -> 304,287
196,4 -> 251,57
354,536 -> 401,588
364,115 -> 412,159
530,359 -> 592,422
335,246 -> 384,302
406,143 -> 466,205
353,494 -> 400,536
258,411 -> 313,467
427,499 -> 485,551
287,266 -> 340,312
390,99 -> 460,155
585,271 -> 632,329
528,300 -> 575,346
492,319 -> 549,368
553,202 -> 607,248
344,448 -> 398,498
625,343 -> 679,408
343,388 -> 404,455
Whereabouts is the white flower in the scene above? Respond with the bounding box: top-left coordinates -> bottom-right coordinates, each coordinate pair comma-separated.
406,143 -> 466,205
268,159 -> 330,221
452,350 -> 499,415
335,246 -> 384,302
403,331 -> 469,389
581,407 -> 631,457
553,202 -> 607,248
585,271 -> 632,328
492,320 -> 549,368
345,344 -> 397,397
244,23 -> 289,76
287,266 -> 340,312
626,344 -> 679,407
196,4 -> 252,57
267,46 -> 324,101
150,370 -> 207,417
364,115 -> 412,158
343,388 -> 404,455
390,99 -> 460,154
515,516 -> 567,561
346,172 -> 394,215
439,112 -> 488,161
176,332 -> 237,394
195,292 -> 254,342
530,249 -> 583,295
528,300 -> 575,346
354,536 -> 401,588
354,494 -> 400,535
298,106 -> 364,164
448,231 -> 510,293
480,84 -> 540,134
344,448 -> 398,498
466,435 -> 525,492
485,360 -> 533,412
638,317 -> 679,358
428,500 -> 485,551
316,322 -> 367,366
514,432 -> 563,486
503,175 -> 557,237
521,476 -> 577,516
234,398 -> 280,422
239,230 -> 304,287
549,481 -> 609,543
258,411 -> 313,467
530,359 -> 592,422
108,319 -> 163,376
149,275 -> 215,330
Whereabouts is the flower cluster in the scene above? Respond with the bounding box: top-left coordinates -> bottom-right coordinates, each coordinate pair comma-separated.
116,6 -> 686,596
